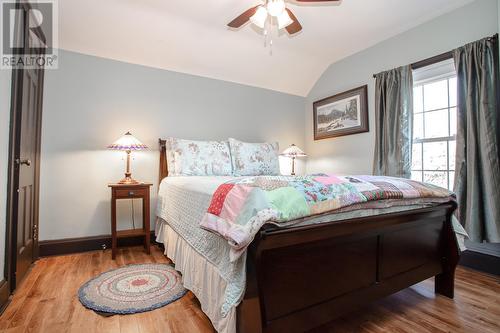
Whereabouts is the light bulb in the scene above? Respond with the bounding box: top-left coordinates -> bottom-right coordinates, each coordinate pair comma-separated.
277,10 -> 293,29
250,6 -> 268,28
267,0 -> 285,17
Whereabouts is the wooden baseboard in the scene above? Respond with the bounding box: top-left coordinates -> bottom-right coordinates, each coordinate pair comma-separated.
0,279 -> 10,315
459,250 -> 500,276
39,231 -> 157,257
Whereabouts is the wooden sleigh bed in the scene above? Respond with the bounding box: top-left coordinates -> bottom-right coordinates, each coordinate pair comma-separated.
158,139 -> 459,333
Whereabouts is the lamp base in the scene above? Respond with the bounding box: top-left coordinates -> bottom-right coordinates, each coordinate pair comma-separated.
118,173 -> 140,185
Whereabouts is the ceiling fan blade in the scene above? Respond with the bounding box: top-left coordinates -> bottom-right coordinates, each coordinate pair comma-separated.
227,5 -> 259,28
285,9 -> 302,35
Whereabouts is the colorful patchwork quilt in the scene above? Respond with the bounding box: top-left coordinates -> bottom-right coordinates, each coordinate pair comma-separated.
200,174 -> 454,261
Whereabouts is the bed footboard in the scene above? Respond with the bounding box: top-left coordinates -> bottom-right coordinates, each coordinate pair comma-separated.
237,202 -> 458,333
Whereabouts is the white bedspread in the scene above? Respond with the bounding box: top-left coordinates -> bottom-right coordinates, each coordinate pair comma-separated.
161,222 -> 237,333
156,176 -> 247,329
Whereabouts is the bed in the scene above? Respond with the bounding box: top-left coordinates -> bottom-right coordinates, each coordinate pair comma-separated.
156,139 -> 461,333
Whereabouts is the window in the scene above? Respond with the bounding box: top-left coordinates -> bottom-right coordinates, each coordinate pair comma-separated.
411,60 -> 456,190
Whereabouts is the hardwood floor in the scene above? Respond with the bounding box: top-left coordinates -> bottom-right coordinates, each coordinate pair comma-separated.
0,245 -> 498,333
313,266 -> 500,333
0,246 -> 214,333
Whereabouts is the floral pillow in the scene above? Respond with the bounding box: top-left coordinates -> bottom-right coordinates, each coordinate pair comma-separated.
228,138 -> 280,176
165,138 -> 178,175
166,138 -> 232,176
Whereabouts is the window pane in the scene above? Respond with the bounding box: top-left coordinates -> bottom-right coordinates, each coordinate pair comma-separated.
424,171 -> 447,189
449,77 -> 457,107
413,113 -> 423,140
448,140 -> 456,170
449,171 -> 455,191
424,80 -> 448,111
423,141 -> 447,170
450,107 -> 457,137
424,109 -> 449,138
414,86 -> 423,113
411,171 -> 422,182
412,143 -> 422,170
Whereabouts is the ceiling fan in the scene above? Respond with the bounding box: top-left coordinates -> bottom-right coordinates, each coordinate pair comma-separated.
227,0 -> 340,35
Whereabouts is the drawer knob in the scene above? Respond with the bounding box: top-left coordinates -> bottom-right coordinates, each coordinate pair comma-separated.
128,191 -> 135,196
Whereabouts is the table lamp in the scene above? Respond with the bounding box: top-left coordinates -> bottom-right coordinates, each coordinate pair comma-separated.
108,132 -> 147,184
280,144 -> 306,176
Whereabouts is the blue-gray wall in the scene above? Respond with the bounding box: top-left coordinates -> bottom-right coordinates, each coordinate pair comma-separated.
40,50 -> 305,240
305,0 -> 498,175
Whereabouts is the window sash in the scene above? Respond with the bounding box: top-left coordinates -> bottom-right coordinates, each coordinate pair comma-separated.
411,74 -> 457,190
413,136 -> 456,144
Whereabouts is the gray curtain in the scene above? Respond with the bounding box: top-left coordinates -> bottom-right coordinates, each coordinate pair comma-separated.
373,66 -> 413,178
454,36 -> 500,243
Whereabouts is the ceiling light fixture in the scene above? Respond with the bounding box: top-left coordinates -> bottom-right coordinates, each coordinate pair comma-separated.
250,6 -> 268,29
277,10 -> 293,29
228,0 -> 340,53
267,0 -> 285,17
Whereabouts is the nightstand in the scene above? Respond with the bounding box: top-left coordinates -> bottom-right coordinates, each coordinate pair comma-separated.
108,182 -> 153,259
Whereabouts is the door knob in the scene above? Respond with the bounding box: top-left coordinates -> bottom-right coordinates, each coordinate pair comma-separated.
15,159 -> 31,166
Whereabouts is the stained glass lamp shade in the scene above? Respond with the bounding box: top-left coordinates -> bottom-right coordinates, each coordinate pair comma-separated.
108,132 -> 147,184
280,144 -> 306,176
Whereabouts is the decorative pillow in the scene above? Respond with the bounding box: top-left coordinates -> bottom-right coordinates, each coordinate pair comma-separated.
228,138 -> 280,176
166,138 -> 232,176
165,138 -> 177,175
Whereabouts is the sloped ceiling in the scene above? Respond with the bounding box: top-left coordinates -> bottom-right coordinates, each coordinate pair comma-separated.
58,0 -> 473,96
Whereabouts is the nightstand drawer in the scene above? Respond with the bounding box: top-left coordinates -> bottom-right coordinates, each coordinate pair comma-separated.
115,188 -> 147,198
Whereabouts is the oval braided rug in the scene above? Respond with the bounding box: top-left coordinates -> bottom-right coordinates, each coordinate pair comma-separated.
78,263 -> 187,315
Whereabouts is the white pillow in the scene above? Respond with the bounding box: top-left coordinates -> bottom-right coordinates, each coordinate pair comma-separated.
166,138 -> 232,176
228,138 -> 280,176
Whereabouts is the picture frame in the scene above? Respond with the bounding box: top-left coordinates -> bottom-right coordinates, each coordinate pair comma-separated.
313,85 -> 369,140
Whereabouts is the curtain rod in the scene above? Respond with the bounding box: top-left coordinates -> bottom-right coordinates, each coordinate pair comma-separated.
372,51 -> 451,79
372,33 -> 498,79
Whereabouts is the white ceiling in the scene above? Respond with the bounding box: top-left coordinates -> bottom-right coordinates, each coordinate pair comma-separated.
58,0 -> 473,96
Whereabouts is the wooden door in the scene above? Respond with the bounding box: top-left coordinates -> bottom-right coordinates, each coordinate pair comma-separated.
15,63 -> 42,284
6,3 -> 45,290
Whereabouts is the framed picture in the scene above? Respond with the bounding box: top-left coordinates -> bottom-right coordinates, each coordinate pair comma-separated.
313,85 -> 369,140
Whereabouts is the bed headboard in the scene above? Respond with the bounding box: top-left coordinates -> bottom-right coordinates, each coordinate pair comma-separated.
159,139 -> 168,182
